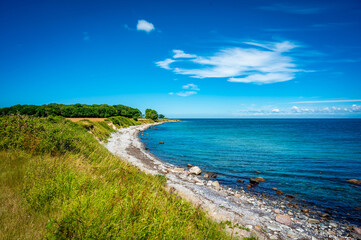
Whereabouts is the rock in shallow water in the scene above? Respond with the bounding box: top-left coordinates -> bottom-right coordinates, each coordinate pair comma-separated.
249,178 -> 260,184
189,166 -> 202,175
346,179 -> 361,185
255,177 -> 265,182
276,190 -> 283,195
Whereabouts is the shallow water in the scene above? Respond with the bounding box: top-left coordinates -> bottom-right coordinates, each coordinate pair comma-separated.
140,119 -> 361,225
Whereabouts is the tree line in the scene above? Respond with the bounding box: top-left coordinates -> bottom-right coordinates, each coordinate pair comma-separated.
0,103 -> 147,119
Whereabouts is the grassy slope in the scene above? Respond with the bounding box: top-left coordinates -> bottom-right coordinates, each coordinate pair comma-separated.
0,116 -> 234,239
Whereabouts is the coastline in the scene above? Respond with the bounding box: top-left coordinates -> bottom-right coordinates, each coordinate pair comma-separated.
106,122 -> 360,240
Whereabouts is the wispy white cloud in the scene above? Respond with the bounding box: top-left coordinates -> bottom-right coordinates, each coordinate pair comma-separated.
259,3 -> 325,14
229,73 -> 294,84
182,83 -> 200,91
236,104 -> 361,116
176,91 -> 198,97
244,41 -> 298,52
157,40 -> 302,84
169,83 -> 200,97
292,99 -> 361,104
173,50 -> 197,59
156,58 -> 175,70
136,19 -> 155,33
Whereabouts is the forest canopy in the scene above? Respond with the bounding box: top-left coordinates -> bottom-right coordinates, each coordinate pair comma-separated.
0,103 -> 142,118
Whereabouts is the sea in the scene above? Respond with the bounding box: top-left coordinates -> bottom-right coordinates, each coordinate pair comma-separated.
140,119 -> 361,225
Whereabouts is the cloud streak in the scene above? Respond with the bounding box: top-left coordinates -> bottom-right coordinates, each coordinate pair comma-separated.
259,3 -> 325,14
169,83 -> 200,97
157,41 -> 303,84
292,99 -> 361,104
236,104 -> 361,116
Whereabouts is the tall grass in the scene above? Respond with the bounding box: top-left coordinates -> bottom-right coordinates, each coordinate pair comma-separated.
0,115 -> 233,239
106,116 -> 141,128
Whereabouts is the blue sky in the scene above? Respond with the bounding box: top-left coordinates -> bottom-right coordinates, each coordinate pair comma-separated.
0,0 -> 360,117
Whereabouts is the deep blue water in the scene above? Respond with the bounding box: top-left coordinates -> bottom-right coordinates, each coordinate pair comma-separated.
140,119 -> 361,224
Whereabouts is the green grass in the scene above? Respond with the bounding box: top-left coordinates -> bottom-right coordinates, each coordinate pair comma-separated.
106,116 -> 141,128
0,115 -> 234,239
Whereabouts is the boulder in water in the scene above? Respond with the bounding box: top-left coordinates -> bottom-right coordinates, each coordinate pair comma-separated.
276,190 -> 283,195
249,178 -> 260,184
255,177 -> 265,182
189,166 -> 202,175
209,173 -> 217,178
346,179 -> 361,185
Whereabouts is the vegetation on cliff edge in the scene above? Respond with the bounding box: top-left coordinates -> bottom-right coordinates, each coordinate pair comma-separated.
0,115 -> 233,239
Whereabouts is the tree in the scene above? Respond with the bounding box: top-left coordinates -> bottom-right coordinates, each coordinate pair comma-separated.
159,114 -> 165,119
145,109 -> 158,120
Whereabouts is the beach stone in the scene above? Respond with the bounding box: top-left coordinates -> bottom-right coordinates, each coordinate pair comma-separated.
174,168 -> 184,172
187,164 -> 192,167
285,194 -> 295,199
234,193 -> 241,198
320,213 -> 330,218
237,179 -> 245,183
255,177 -> 265,182
329,222 -> 338,228
272,187 -> 277,190
308,218 -> 320,224
270,235 -> 278,240
159,142 -> 164,144
212,181 -> 221,190
354,227 -> 361,235
302,209 -> 309,213
274,209 -> 281,214
189,166 -> 202,175
275,214 -> 292,226
255,171 -> 261,173
249,178 -> 260,184
193,177 -> 202,183
287,230 -> 298,238
204,174 -> 209,178
346,179 -> 361,185
268,224 -> 282,231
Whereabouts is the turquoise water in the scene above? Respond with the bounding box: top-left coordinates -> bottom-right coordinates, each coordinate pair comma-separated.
140,119 -> 361,224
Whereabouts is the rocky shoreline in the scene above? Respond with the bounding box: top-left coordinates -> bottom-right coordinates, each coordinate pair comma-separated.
105,123 -> 361,240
